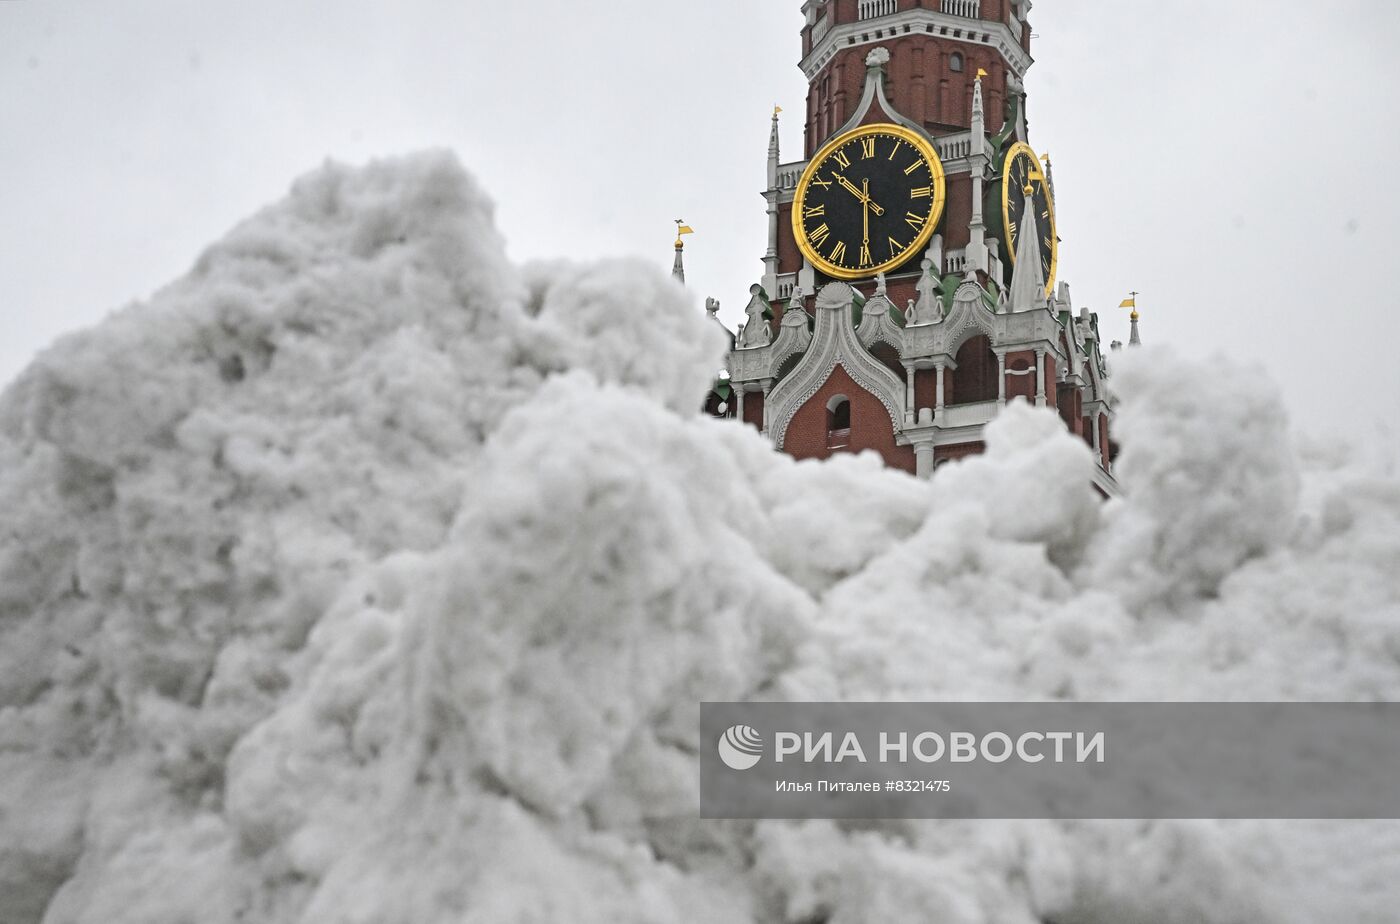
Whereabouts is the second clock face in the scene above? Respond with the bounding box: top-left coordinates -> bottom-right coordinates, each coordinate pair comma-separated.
1001,141 -> 1057,298
793,124 -> 946,280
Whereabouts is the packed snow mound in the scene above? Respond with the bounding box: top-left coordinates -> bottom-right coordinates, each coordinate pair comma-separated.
1,151 -> 1398,924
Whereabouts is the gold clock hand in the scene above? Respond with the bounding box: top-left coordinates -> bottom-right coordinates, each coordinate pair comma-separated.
833,172 -> 863,202
834,172 -> 886,216
862,179 -> 871,246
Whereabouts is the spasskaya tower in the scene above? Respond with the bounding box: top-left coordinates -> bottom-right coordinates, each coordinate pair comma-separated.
794,0 -> 1033,284
706,0 -> 1121,495
804,0 -> 1031,148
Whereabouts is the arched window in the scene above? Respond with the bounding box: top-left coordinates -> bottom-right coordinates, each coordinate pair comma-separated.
950,335 -> 997,405
949,52 -> 964,73
826,395 -> 851,449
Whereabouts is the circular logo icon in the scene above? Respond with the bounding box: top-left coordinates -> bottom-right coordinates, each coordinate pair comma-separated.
717,724 -> 763,770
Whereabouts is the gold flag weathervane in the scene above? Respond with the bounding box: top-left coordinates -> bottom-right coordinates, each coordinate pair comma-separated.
773,104 -> 783,117
675,220 -> 695,248
976,68 -> 989,79
1119,291 -> 1140,319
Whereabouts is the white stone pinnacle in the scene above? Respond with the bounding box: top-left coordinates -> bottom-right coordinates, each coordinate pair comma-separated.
1007,192 -> 1045,312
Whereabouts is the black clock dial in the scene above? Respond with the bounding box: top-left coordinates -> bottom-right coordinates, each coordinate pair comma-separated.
794,124 -> 945,280
1001,142 -> 1057,296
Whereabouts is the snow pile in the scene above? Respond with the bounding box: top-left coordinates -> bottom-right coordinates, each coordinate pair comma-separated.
2,151 -> 1398,923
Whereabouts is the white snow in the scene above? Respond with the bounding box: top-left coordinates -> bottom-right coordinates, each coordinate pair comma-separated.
2,150 -> 1399,923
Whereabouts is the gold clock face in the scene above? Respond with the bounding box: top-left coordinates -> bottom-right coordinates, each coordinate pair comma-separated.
793,123 -> 946,280
1000,141 -> 1057,298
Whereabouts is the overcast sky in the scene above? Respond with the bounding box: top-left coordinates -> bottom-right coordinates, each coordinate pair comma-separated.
3,0 -> 1398,443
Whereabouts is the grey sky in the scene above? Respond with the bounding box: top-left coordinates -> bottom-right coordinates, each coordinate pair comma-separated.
3,0 -> 1398,443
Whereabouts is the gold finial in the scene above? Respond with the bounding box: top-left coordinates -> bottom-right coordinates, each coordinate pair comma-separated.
773,104 -> 783,117
1130,310 -> 1140,321
1023,183 -> 1034,196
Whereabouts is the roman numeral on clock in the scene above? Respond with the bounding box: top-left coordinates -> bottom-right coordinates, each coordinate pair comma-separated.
804,204 -> 826,219
811,175 -> 832,190
833,150 -> 852,169
860,244 -> 872,266
911,187 -> 931,199
860,137 -> 877,159
809,223 -> 831,247
829,241 -> 847,263
905,211 -> 927,232
888,236 -> 905,256
904,161 -> 923,176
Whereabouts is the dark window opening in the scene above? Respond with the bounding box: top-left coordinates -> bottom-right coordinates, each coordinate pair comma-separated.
870,342 -> 905,378
827,396 -> 852,449
950,335 -> 998,405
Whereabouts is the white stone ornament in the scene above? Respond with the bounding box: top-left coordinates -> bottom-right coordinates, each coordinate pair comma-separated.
738,284 -> 773,349
925,233 -> 944,275
909,258 -> 942,326
866,46 -> 891,68
815,281 -> 854,312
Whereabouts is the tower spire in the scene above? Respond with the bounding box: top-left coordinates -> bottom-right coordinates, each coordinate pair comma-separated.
768,105 -> 782,171
762,107 -> 782,298
1007,186 -> 1045,312
967,69 -> 990,274
673,220 -> 694,284
1119,291 -> 1142,346
1040,152 -> 1056,202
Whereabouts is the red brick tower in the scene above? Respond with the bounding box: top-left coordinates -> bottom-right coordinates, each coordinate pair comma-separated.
711,1 -> 1118,492
793,0 -> 1033,283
